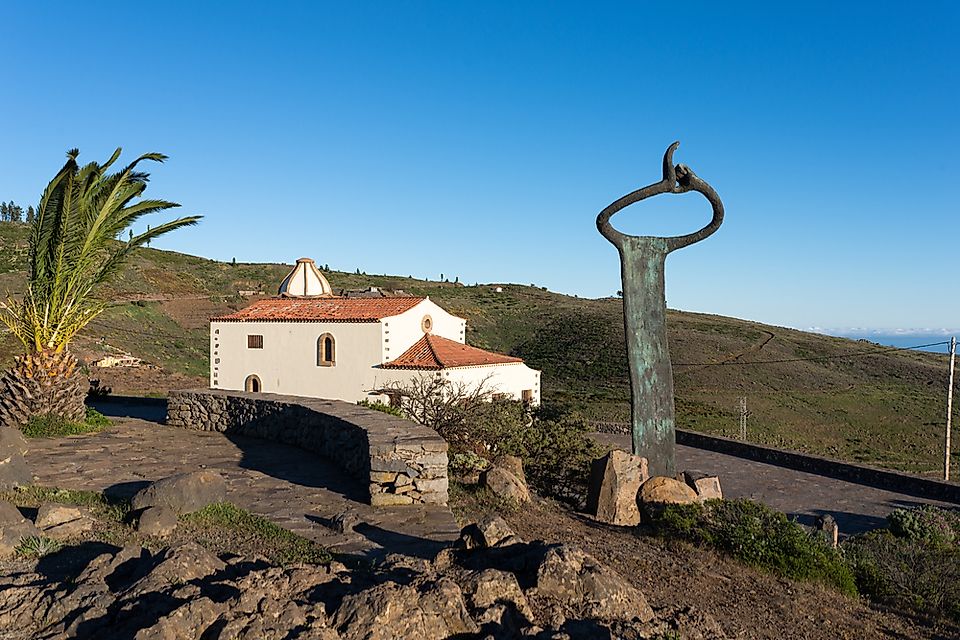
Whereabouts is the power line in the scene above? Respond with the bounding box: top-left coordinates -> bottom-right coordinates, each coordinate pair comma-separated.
673,341 -> 951,368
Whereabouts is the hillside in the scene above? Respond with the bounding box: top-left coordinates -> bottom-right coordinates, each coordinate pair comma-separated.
0,221 -> 953,477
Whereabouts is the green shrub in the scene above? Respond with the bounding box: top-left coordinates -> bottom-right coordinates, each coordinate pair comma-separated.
449,451 -> 490,476
651,500 -> 857,596
16,535 -> 62,558
3,485 -> 130,522
84,407 -> 111,427
845,505 -> 960,622
357,399 -> 404,418
22,414 -> 77,438
506,411 -> 602,505
21,407 -> 110,438
888,505 -> 960,545
182,502 -> 331,565
459,402 -> 603,505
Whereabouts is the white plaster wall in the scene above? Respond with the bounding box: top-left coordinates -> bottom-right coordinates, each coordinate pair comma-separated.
209,299 -> 537,405
381,298 -> 466,363
211,321 -> 386,402
373,362 -> 541,405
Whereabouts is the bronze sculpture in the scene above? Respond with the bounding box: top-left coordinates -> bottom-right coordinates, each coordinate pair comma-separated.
597,142 -> 724,476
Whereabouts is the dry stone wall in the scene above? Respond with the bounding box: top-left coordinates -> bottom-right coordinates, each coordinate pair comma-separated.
166,389 -> 448,506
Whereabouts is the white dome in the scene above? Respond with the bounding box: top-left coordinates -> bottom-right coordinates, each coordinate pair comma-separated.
278,258 -> 334,298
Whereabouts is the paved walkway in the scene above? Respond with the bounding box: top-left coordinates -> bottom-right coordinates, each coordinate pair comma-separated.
28,400 -> 959,556
25,411 -> 459,561
594,433 -> 959,536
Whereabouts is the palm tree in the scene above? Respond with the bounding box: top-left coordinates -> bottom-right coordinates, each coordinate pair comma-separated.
0,148 -> 200,429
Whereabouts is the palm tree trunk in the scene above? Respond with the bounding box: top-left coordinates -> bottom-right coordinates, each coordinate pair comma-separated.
0,350 -> 86,430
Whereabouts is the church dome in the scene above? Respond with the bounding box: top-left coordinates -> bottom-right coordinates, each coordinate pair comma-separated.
278,258 -> 334,298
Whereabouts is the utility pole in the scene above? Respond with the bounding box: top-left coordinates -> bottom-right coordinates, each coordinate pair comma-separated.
738,396 -> 748,441
946,336 -> 956,481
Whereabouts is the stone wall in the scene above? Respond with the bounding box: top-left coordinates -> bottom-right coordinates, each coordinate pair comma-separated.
676,429 -> 960,504
588,421 -> 960,503
166,389 -> 448,506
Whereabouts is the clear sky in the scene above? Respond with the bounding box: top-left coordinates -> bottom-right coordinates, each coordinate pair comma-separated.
1,2 -> 956,332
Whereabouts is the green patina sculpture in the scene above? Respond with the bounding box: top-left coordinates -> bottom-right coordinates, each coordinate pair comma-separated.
596,142 -> 724,477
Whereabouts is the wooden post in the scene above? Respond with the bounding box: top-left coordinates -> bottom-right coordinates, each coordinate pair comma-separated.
738,396 -> 747,441
946,336 -> 956,482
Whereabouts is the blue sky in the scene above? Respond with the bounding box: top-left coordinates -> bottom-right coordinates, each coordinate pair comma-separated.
1,2 -> 956,331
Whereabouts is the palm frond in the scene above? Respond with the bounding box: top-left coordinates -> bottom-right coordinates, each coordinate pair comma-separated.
7,148 -> 202,354
91,215 -> 201,289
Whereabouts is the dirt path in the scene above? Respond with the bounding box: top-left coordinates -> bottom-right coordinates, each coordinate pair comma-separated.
677,329 -> 776,375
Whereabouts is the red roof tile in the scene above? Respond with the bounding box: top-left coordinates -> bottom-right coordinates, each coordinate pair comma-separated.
382,334 -> 522,369
213,297 -> 425,322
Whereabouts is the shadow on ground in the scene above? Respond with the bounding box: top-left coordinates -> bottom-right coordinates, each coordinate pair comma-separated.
89,398 -> 167,424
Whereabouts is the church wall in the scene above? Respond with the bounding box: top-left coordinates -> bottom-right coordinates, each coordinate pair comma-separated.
209,298 -> 538,405
381,299 -> 467,365
442,362 -> 542,405
211,320 -> 386,402
373,362 -> 541,405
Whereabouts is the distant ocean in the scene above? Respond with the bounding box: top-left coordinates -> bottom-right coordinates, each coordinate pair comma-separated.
827,333 -> 954,354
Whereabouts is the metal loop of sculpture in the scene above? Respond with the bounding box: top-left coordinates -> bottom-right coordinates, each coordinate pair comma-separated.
596,141 -> 724,477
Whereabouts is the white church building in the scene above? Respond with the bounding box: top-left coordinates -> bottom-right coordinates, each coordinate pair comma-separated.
210,258 -> 541,405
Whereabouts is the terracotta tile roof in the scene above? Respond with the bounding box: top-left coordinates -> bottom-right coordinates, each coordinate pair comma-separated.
382,334 -> 523,370
213,297 -> 425,322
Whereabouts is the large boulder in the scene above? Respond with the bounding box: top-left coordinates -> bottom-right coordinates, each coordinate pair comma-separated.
815,514 -> 839,548
35,503 -> 94,538
133,597 -> 228,640
333,577 -> 479,640
482,465 -> 530,504
586,450 -> 648,526
0,500 -> 40,557
492,455 -> 526,483
136,506 -> 178,537
0,427 -> 32,490
463,568 -> 534,624
533,544 -> 654,623
459,515 -> 523,550
131,470 -> 227,514
637,476 -> 698,519
679,470 -> 723,501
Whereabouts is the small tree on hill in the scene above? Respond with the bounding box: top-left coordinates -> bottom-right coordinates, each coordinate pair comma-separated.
0,148 -> 200,429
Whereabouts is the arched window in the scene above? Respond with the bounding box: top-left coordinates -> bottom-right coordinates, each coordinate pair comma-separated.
244,374 -> 261,393
317,333 -> 336,367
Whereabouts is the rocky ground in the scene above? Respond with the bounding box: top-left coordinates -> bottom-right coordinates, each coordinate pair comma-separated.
2,409 -> 958,638
2,484 -> 957,640
462,496 -> 960,640
0,510 -> 719,640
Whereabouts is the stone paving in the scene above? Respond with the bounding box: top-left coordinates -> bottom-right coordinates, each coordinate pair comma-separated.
25,408 -> 459,561
595,433 -> 960,536
25,400 -> 960,560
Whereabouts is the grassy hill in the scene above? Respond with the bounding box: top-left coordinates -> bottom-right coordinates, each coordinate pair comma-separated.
0,221 -> 953,477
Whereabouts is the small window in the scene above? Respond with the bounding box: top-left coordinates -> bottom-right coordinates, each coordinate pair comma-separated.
244,374 -> 261,393
421,315 -> 433,333
317,333 -> 336,367
247,335 -> 263,349
522,389 -> 535,403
